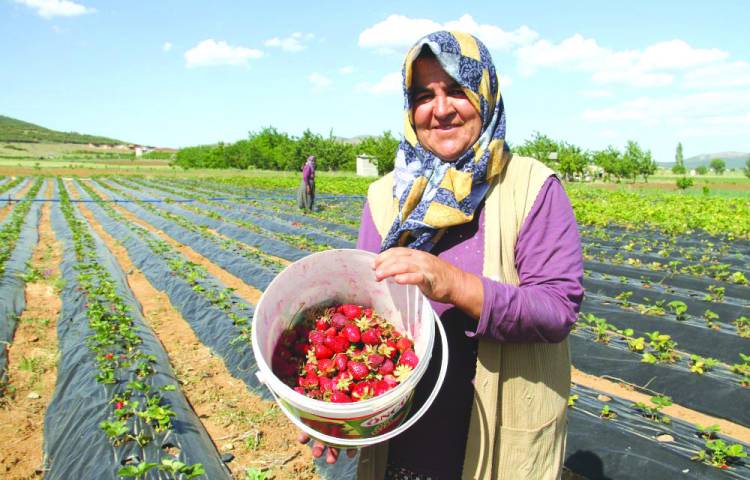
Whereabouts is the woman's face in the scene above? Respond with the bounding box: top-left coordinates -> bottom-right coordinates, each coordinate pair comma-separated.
411,56 -> 482,162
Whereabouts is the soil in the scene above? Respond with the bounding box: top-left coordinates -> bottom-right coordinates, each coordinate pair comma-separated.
0,180 -> 62,479
571,367 -> 750,442
67,181 -> 320,479
0,180 -> 36,223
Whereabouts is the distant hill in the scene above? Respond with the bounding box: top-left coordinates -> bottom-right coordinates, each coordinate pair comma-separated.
683,151 -> 749,169
0,114 -> 126,145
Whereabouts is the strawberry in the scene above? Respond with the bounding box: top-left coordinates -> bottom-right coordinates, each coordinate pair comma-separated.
361,328 -> 381,345
331,391 -> 352,403
399,349 -> 419,369
315,317 -> 329,331
333,353 -> 348,372
317,358 -> 335,376
302,372 -> 319,389
334,372 -> 354,392
325,326 -> 337,338
314,344 -> 334,360
104,353 -> 114,360
324,335 -> 349,354
331,312 -> 348,330
382,375 -> 399,389
352,381 -> 374,401
383,339 -> 398,359
378,359 -> 395,375
363,308 -> 373,318
304,362 -> 317,376
293,342 -> 309,356
115,401 -> 124,410
339,304 -> 362,321
367,354 -> 385,368
342,323 -> 361,343
319,376 -> 334,392
293,386 -> 306,395
396,337 -> 412,353
373,380 -> 391,396
308,330 -> 326,345
348,361 -> 369,380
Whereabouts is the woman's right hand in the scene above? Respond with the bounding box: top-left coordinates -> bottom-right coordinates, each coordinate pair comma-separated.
297,432 -> 358,464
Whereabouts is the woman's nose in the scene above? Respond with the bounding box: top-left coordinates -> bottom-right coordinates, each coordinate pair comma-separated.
433,93 -> 454,119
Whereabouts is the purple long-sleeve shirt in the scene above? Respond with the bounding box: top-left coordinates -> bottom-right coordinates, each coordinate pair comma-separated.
356,176 -> 583,478
302,163 -> 315,185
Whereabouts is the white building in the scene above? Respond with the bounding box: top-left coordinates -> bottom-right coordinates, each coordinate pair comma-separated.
356,154 -> 379,177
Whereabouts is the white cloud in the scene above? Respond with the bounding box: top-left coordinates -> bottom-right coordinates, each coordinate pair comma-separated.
339,66 -> 355,74
15,0 -> 94,19
264,32 -> 315,53
184,39 -> 263,68
163,42 -> 173,53
683,60 -> 750,88
355,72 -> 402,95
358,14 -> 537,55
581,90 -> 750,130
308,73 -> 332,90
517,35 -> 729,88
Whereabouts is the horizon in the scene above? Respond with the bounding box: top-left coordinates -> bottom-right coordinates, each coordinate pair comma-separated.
1,0 -> 748,163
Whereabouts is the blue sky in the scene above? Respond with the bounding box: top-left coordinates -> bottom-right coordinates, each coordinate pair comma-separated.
1,0 -> 748,163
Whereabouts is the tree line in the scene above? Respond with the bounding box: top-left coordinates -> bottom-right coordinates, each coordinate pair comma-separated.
172,127 -> 399,175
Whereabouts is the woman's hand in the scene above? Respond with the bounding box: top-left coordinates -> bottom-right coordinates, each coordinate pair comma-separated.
373,247 -> 483,319
297,432 -> 357,464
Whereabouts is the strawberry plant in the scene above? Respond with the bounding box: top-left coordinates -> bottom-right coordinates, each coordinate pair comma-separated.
615,291 -> 633,308
731,353 -> 750,387
568,394 -> 579,407
703,285 -> 725,303
696,424 -> 721,440
689,354 -> 719,375
599,404 -> 617,420
734,316 -> 750,338
644,331 -> 680,363
702,309 -> 720,330
667,300 -> 688,321
632,395 -> 672,424
692,439 -> 747,469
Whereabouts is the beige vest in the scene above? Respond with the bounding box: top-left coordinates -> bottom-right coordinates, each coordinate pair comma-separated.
357,154 -> 571,480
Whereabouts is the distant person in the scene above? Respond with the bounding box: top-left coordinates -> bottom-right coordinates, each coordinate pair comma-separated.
298,155 -> 316,212
299,31 -> 584,479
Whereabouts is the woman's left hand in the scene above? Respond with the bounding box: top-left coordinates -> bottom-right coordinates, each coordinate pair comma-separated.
372,247 -> 462,304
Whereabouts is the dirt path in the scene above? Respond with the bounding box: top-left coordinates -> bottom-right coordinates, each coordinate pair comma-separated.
0,180 -> 62,479
0,179 -> 35,224
66,182 -> 320,479
572,367 -> 750,442
79,179 -> 265,305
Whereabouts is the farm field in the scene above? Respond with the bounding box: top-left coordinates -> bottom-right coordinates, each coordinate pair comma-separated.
0,173 -> 749,479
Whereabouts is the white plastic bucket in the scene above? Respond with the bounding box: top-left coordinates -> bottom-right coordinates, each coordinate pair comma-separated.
252,249 -> 448,448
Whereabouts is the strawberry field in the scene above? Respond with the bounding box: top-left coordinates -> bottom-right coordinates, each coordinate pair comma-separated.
0,174 -> 749,480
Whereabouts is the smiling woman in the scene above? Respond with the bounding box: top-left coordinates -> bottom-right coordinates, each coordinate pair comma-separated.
300,31 -> 585,480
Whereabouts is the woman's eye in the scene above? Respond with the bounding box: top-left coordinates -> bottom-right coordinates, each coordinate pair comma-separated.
413,93 -> 432,103
450,88 -> 466,97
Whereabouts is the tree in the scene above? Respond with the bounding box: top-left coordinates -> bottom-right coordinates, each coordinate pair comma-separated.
621,140 -> 646,182
744,156 -> 750,179
672,142 -> 686,174
557,142 -> 589,181
514,132 -> 558,167
357,131 -> 400,175
709,158 -> 726,175
676,177 -> 694,190
638,149 -> 657,182
592,146 -> 621,182
696,165 -> 708,175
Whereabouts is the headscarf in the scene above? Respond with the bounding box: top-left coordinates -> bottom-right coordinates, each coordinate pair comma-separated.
305,155 -> 316,170
380,31 -> 509,252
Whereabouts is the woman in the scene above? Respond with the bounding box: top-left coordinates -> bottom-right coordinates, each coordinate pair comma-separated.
303,31 -> 583,479
298,155 -> 316,212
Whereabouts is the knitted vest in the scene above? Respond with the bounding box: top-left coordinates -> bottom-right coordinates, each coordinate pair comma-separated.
358,154 -> 570,480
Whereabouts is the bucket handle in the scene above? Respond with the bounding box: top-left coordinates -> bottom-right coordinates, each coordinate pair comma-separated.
259,310 -> 448,448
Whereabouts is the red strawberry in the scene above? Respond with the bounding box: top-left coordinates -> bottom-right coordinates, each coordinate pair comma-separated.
361,328 -> 381,345
308,330 -> 326,345
315,317 -> 328,331
342,323 -> 361,343
367,354 -> 385,368
302,372 -> 319,389
319,376 -> 334,392
399,349 -> 419,368
396,337 -> 412,353
352,381 -> 374,401
115,401 -> 124,410
331,391 -> 352,403
331,313 -> 348,330
363,308 -> 373,318
317,359 -> 335,376
383,340 -> 398,359
293,342 -> 309,356
382,375 -> 399,389
339,304 -> 362,321
378,359 -> 395,375
104,353 -> 114,360
348,361 -> 369,380
314,344 -> 334,360
333,353 -> 348,372
304,362 -> 317,375
373,380 -> 391,396
325,326 -> 337,338
334,372 -> 354,392
293,386 -> 306,395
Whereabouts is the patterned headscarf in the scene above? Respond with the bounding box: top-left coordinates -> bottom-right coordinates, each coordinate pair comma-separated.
380,31 -> 509,252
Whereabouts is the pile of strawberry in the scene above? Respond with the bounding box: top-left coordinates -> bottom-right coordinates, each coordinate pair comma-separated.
271,303 -> 419,402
